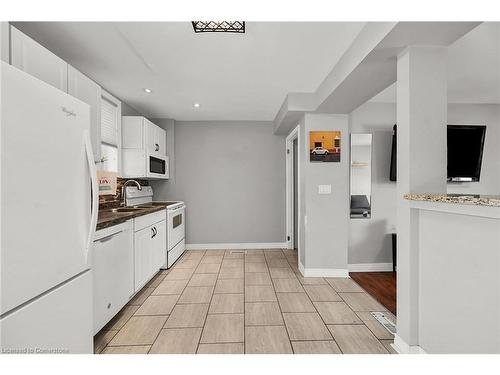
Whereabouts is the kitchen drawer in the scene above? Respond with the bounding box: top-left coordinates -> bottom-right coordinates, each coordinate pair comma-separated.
134,210 -> 166,232
167,239 -> 185,269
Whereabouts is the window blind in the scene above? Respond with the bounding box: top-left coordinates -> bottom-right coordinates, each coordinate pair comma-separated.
101,97 -> 118,146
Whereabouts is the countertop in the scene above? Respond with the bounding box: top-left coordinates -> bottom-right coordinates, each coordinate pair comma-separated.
404,194 -> 500,207
97,203 -> 168,231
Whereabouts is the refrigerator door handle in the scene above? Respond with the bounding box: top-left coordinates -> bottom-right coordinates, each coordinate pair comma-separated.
84,130 -> 98,265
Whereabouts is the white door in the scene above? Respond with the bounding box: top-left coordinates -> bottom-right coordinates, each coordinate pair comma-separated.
10,26 -> 68,92
134,226 -> 154,291
93,225 -> 134,334
152,221 -> 167,271
157,127 -> 166,156
1,63 -> 95,315
0,270 -> 93,354
68,65 -> 102,162
145,119 -> 157,154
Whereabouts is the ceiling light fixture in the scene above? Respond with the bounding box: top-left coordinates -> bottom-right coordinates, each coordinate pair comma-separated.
192,21 -> 245,33
193,103 -> 201,108
143,88 -> 152,93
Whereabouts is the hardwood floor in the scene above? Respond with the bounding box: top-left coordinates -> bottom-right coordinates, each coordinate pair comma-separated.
349,272 -> 396,315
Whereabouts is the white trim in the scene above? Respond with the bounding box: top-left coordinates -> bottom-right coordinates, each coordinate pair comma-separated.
186,242 -> 287,250
298,261 -> 305,276
348,262 -> 393,272
302,268 -> 349,278
393,334 -> 427,354
285,124 -> 300,253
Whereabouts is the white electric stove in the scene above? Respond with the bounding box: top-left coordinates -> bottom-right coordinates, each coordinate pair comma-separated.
125,186 -> 186,268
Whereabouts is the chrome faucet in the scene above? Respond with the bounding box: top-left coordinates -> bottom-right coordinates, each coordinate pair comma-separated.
121,179 -> 142,207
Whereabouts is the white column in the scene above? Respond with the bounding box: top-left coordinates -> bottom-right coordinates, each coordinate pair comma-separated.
396,46 -> 447,349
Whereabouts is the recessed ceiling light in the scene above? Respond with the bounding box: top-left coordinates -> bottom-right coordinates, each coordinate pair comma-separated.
193,103 -> 201,108
143,88 -> 152,93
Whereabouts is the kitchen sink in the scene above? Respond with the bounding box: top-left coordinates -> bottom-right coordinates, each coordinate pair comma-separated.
108,207 -> 145,213
131,202 -> 164,208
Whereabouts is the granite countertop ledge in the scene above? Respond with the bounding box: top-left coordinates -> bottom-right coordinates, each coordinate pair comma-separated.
96,204 -> 168,231
404,194 -> 500,207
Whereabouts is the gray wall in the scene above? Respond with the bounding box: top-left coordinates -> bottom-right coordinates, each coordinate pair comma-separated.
121,101 -> 141,116
349,102 -> 397,265
348,101 -> 500,265
153,121 -> 286,245
302,114 -> 350,271
417,208 -> 500,353
418,208 -> 500,353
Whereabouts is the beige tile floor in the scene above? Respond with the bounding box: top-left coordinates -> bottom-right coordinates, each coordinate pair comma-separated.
95,249 -> 397,354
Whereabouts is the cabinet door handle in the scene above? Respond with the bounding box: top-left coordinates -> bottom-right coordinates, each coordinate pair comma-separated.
153,227 -> 157,237
97,230 -> 123,243
155,143 -> 159,151
151,227 -> 155,238
62,106 -> 76,117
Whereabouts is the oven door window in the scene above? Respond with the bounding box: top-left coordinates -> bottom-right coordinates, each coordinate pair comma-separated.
150,156 -> 165,174
172,213 -> 182,228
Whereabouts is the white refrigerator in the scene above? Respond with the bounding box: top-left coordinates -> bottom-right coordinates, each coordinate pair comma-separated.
0,62 -> 98,353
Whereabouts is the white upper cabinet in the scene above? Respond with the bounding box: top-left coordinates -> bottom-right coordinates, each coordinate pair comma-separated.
10,26 -> 68,92
68,65 -> 102,162
122,116 -> 145,149
1,22 -> 9,63
122,116 -> 168,179
145,119 -> 166,156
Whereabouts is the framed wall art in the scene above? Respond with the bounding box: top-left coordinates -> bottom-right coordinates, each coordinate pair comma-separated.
309,131 -> 341,162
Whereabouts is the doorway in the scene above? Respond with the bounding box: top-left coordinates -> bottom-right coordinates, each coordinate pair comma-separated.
285,125 -> 300,269
293,138 -> 298,250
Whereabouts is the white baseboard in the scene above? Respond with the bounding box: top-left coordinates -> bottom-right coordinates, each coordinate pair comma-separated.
185,242 -> 287,250
348,262 -> 393,272
393,334 -> 427,354
302,268 -> 349,278
298,261 -> 305,276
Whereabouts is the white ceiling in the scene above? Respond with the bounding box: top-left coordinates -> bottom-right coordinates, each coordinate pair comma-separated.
370,22 -> 500,104
14,22 -> 365,121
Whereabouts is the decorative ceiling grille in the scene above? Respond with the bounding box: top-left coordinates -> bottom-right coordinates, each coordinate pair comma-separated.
192,21 -> 245,33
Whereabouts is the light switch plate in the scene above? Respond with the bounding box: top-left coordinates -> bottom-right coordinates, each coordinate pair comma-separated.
318,185 -> 331,194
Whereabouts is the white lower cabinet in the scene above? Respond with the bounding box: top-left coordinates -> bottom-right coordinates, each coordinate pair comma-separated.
152,223 -> 166,271
134,225 -> 154,291
93,221 -> 134,334
92,211 -> 166,333
133,211 -> 166,292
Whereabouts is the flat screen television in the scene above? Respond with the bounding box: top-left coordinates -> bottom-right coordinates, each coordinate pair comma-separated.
389,124 -> 487,182
447,125 -> 486,182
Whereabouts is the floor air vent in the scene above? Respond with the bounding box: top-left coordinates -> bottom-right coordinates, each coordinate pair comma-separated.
371,312 -> 396,334
230,250 -> 247,254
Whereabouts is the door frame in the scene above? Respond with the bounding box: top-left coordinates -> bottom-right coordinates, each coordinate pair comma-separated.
285,125 -> 300,259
